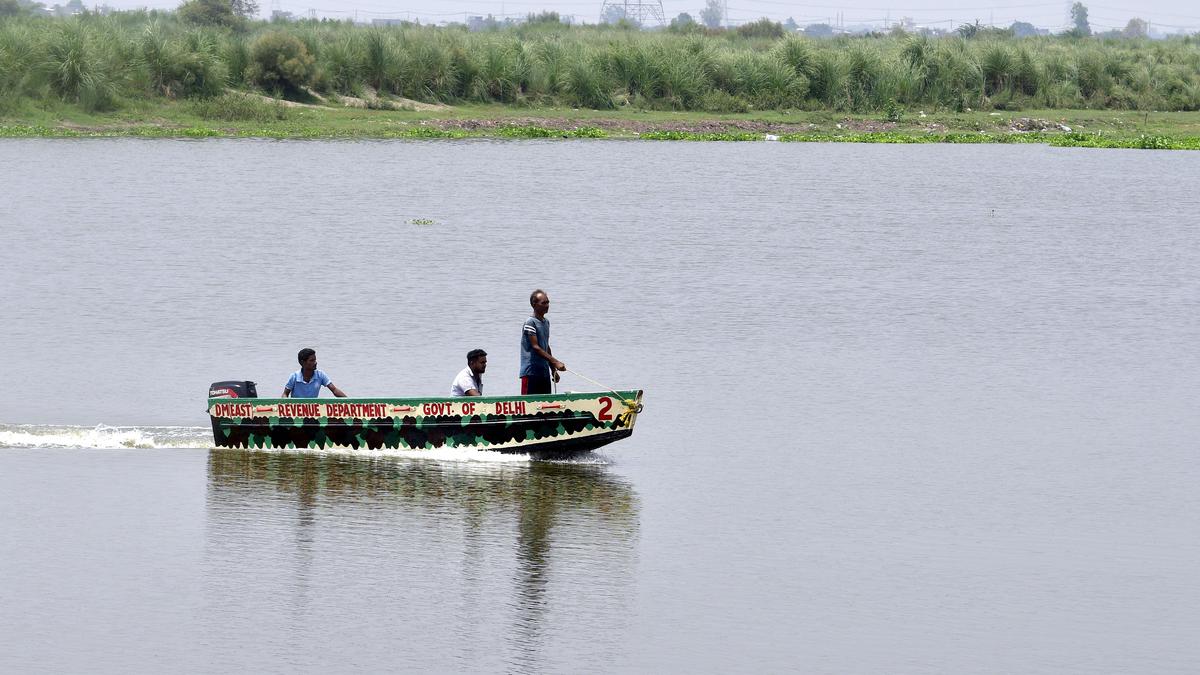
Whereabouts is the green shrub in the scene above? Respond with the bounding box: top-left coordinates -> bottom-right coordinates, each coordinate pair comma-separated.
807,51 -> 847,107
185,91 -> 289,121
882,98 -> 902,121
221,37 -> 249,86
772,36 -> 818,81
44,22 -> 120,112
395,30 -> 457,101
980,42 -> 1015,97
362,30 -> 391,92
742,53 -> 806,108
698,89 -> 748,112
245,30 -> 315,96
658,50 -> 708,108
529,37 -> 567,97
562,48 -> 612,108
1075,49 -> 1112,100
137,24 -> 227,97
606,38 -> 661,99
464,37 -> 528,102
735,18 -> 784,40
0,22 -> 42,100
319,34 -> 362,95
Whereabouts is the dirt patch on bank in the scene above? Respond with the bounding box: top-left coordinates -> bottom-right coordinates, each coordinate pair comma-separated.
334,85 -> 447,111
224,87 -> 447,112
1007,117 -> 1074,133
834,118 -> 898,132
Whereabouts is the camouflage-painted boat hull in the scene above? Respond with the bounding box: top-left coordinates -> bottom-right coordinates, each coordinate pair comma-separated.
207,390 -> 643,459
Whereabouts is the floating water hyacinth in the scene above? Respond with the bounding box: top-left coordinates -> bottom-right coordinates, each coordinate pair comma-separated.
410,218 -> 435,225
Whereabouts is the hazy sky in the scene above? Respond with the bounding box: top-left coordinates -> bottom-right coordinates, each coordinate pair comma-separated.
101,0 -> 1200,33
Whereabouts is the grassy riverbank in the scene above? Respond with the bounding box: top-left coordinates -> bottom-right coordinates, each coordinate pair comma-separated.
3,99 -> 1200,149
3,12 -> 1200,147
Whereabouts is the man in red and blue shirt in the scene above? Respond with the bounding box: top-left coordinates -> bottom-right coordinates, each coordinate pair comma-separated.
519,289 -> 566,395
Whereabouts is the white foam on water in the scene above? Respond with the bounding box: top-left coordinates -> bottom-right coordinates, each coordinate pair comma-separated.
0,424 -> 612,465
545,451 -> 612,466
0,424 -> 211,449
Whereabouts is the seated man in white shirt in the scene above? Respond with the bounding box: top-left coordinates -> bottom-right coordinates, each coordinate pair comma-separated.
450,349 -> 487,397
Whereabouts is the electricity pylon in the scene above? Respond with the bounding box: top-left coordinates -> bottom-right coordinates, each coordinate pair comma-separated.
599,0 -> 667,26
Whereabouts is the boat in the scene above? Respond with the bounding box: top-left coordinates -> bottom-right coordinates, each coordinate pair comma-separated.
206,381 -> 644,459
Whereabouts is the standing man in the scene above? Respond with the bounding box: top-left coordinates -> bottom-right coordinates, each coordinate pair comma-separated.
283,348 -> 348,398
451,349 -> 487,397
520,289 -> 565,395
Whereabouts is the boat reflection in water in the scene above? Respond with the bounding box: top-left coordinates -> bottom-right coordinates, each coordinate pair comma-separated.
204,449 -> 639,671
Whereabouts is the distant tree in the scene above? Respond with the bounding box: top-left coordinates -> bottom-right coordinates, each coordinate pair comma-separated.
668,12 -> 704,34
1122,17 -> 1148,38
1070,2 -> 1091,36
783,17 -> 798,32
178,0 -> 241,28
527,10 -> 562,25
802,23 -> 833,38
601,4 -> 636,26
49,0 -> 82,15
0,0 -> 25,16
736,17 -> 783,39
699,0 -> 723,29
230,0 -> 257,18
957,20 -> 982,38
1010,20 -> 1038,37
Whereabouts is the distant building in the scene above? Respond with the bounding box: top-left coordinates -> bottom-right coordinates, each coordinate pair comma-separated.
50,0 -> 83,16
467,14 -> 506,31
802,23 -> 834,38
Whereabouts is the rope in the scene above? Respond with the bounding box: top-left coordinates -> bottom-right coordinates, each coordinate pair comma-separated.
563,368 -> 643,414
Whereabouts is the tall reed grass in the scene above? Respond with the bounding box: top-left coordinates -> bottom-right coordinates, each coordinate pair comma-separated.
2,13 -> 1199,113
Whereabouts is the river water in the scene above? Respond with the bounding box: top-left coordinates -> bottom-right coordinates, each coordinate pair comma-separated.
1,138 -> 1198,673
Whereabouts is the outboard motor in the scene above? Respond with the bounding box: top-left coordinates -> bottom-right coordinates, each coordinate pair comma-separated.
208,381 -> 257,448
209,381 -> 258,399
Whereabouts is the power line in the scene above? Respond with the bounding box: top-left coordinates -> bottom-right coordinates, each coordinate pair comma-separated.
275,0 -> 1200,31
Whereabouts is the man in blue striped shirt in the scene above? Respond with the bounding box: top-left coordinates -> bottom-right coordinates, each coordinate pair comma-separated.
519,289 -> 566,395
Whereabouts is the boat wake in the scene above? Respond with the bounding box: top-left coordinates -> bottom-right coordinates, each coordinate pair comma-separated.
0,424 -> 211,449
0,423 -> 611,464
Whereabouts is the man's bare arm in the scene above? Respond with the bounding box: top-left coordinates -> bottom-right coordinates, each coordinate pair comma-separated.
528,333 -> 564,371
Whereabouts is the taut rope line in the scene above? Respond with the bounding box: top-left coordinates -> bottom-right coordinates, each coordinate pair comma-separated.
563,368 -> 644,414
